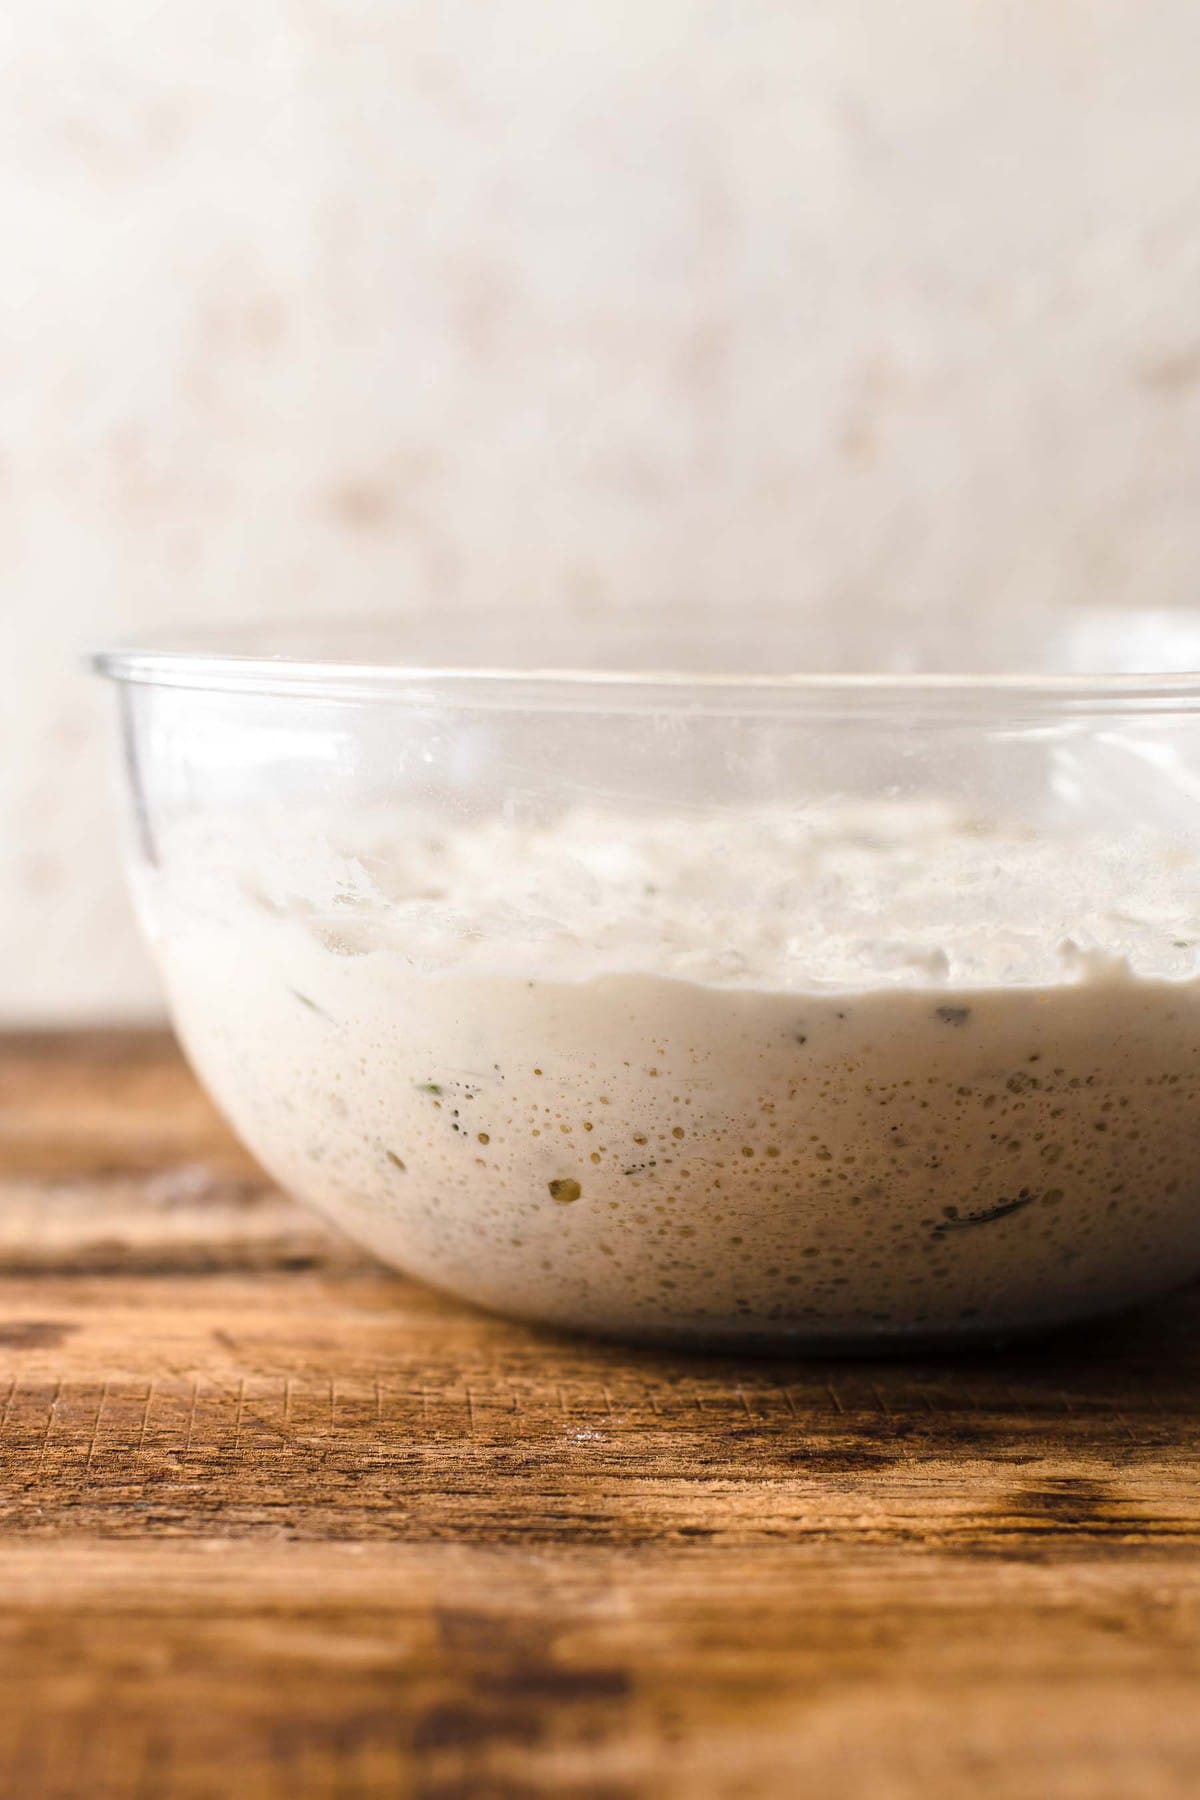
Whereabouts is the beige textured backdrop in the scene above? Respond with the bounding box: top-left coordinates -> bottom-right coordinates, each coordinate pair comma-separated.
3,1 -> 1199,1021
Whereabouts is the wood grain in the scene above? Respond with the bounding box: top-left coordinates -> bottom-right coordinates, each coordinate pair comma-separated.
1,1032 -> 1198,1798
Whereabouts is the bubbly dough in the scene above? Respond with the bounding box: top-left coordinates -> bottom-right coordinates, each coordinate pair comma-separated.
147,802 -> 1200,1347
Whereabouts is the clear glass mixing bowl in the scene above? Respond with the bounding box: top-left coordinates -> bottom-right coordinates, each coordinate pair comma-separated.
96,611 -> 1200,1350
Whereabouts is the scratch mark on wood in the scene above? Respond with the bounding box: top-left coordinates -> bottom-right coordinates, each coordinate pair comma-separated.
183,1378 -> 199,1457
83,1379 -> 109,1484
0,1369 -> 21,1441
136,1383 -> 154,1457
35,1378 -> 61,1477
1114,1411 -> 1137,1446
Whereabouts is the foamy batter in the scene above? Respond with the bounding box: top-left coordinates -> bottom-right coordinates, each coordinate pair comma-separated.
144,802 -> 1200,1346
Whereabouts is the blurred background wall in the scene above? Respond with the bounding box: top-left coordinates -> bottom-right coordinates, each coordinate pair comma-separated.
3,0 -> 1199,1023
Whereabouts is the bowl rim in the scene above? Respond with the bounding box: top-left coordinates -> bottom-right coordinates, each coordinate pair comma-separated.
90,612 -> 1200,716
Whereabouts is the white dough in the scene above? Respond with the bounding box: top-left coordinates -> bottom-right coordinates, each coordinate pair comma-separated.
145,802 -> 1200,1346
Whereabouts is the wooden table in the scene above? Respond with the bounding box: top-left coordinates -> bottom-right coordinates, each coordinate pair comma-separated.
1,1032 -> 1198,1799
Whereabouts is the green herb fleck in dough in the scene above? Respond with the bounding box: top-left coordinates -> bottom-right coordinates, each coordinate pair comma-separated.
417,1082 -> 443,1097
385,1150 -> 407,1172
290,989 -> 329,1018
936,1006 -> 971,1026
548,1178 -> 582,1204
933,1192 -> 1036,1236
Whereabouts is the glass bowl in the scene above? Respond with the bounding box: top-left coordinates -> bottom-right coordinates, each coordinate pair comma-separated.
95,611 -> 1200,1351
